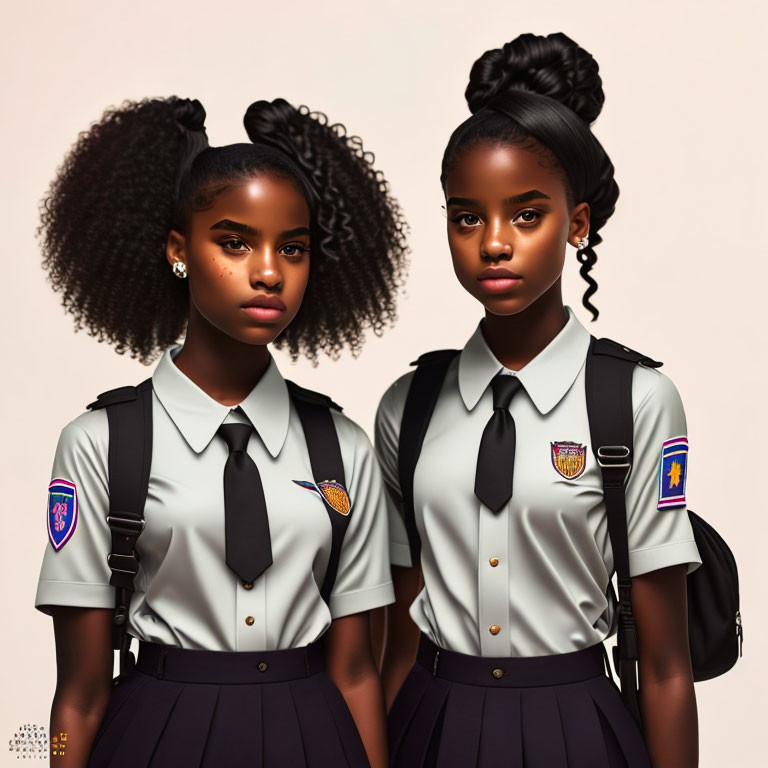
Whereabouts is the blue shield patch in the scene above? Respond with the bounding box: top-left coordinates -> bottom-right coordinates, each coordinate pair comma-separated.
657,437 -> 688,509
47,479 -> 78,551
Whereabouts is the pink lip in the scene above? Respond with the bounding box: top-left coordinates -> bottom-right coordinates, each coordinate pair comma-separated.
240,294 -> 286,321
478,276 -> 522,293
241,306 -> 284,321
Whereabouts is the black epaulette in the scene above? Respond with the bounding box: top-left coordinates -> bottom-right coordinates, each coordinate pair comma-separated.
409,349 -> 461,367
285,380 -> 343,412
591,337 -> 663,369
86,384 -> 144,411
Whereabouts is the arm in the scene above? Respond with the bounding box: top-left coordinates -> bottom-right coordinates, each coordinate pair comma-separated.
380,565 -> 422,710
49,607 -> 114,767
324,612 -> 388,768
369,606 -> 386,669
633,564 -> 698,768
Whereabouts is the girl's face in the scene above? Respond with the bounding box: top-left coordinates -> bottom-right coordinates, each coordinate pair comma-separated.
444,143 -> 590,317
167,174 -> 311,346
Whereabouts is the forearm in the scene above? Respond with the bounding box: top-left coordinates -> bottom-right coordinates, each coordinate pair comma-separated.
640,672 -> 698,767
380,629 -> 418,711
331,667 -> 389,768
50,688 -> 111,767
381,566 -> 421,710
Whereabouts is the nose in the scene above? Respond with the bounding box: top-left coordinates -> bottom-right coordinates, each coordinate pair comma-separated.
481,215 -> 513,261
248,246 -> 282,290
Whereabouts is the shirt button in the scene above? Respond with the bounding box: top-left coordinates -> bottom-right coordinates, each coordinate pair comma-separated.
245,616 -> 255,626
489,557 -> 499,567
489,624 -> 500,635
258,662 -> 268,672
243,581 -> 254,590
492,668 -> 504,679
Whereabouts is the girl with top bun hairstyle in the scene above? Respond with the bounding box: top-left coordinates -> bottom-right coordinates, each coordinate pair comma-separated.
376,33 -> 700,767
35,95 -> 407,767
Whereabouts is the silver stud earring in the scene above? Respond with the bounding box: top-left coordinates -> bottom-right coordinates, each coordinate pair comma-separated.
172,261 -> 188,279
577,236 -> 589,250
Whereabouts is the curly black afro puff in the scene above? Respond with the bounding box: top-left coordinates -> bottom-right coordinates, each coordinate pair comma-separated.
39,96 -> 408,363
244,98 -> 408,361
441,32 -> 620,320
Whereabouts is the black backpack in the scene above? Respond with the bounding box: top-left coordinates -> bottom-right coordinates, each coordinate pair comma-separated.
87,377 -> 351,677
397,337 -> 742,726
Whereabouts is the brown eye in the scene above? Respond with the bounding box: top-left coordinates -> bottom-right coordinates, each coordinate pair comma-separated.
222,238 -> 248,252
452,213 -> 482,227
279,243 -> 309,258
515,209 -> 541,225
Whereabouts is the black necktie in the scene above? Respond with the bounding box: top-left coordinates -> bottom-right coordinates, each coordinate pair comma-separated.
218,423 -> 272,584
474,375 -> 525,513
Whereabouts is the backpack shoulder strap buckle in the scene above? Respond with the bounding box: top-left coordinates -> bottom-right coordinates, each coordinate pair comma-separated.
596,445 -> 632,488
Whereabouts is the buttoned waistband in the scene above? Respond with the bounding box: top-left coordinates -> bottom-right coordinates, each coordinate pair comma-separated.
416,633 -> 608,688
136,640 -> 325,684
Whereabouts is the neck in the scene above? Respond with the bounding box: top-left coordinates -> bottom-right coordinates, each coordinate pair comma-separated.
173,308 -> 271,406
481,281 -> 568,371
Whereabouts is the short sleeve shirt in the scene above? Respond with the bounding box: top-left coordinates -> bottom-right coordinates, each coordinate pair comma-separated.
36,347 -> 394,651
375,306 -> 701,657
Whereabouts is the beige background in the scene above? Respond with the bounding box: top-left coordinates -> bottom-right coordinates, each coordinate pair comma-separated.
2,0 -> 765,764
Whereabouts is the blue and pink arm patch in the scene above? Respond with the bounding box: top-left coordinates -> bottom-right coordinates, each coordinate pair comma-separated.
47,479 -> 78,550
657,437 -> 688,510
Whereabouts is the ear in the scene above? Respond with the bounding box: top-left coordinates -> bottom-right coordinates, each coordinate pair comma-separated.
166,229 -> 187,270
567,202 -> 591,247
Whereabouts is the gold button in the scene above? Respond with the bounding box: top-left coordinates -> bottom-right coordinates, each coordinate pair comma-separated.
489,557 -> 499,567
258,662 -> 268,672
492,668 -> 504,679
243,581 -> 254,590
489,624 -> 500,635
245,616 -> 255,626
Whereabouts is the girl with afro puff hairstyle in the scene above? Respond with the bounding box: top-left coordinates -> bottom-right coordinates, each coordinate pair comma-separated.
375,33 -> 700,767
34,95 -> 408,768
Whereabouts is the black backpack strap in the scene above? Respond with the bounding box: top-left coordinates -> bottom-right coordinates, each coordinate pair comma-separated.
87,377 -> 153,677
585,336 -> 662,728
286,381 -> 348,606
397,350 -> 461,567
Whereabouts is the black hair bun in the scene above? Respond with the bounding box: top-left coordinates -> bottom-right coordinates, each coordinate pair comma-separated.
173,98 -> 206,132
243,98 -> 299,148
465,32 -> 605,124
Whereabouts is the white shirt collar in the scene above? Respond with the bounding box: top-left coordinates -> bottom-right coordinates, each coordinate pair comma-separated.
458,305 -> 591,415
152,346 -> 291,457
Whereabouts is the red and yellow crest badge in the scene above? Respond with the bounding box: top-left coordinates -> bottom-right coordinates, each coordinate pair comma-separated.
551,441 -> 587,480
293,479 -> 351,516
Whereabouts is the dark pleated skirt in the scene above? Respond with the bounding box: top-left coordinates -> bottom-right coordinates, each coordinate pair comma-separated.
87,640 -> 370,768
389,634 -> 651,768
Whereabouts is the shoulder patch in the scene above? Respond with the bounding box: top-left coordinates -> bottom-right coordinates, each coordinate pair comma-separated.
657,437 -> 688,509
47,479 -> 78,550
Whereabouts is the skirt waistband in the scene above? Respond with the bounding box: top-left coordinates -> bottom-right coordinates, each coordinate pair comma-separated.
416,633 -> 607,688
136,640 -> 325,684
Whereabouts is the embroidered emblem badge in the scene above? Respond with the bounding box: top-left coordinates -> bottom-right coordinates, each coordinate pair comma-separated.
551,441 -> 587,479
658,436 -> 688,509
293,479 -> 351,516
47,479 -> 78,551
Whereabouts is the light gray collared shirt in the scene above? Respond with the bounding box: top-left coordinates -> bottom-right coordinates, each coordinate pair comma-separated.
36,348 -> 394,651
375,306 -> 700,657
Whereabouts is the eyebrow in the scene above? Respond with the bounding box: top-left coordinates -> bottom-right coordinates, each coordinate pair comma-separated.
504,189 -> 551,205
210,220 -> 310,239
210,219 -> 258,236
280,226 -> 311,239
445,189 -> 551,208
